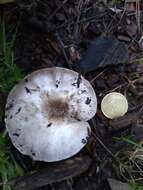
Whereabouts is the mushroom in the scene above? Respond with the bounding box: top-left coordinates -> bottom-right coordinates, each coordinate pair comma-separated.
101,92 -> 128,119
5,67 -> 97,162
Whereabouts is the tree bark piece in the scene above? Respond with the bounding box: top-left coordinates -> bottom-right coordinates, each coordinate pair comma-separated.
9,156 -> 91,190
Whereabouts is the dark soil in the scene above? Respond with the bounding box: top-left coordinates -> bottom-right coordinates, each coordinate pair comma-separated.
1,0 -> 143,190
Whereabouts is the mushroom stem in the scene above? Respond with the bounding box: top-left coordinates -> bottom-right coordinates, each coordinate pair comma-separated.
47,98 -> 69,120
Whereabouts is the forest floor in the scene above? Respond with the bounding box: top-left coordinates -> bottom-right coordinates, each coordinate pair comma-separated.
0,0 -> 143,190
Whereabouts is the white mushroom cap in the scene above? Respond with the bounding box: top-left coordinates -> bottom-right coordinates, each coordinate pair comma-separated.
5,67 -> 97,162
101,92 -> 128,119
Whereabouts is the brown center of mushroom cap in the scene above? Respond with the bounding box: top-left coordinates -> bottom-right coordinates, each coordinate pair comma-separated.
47,99 -> 69,120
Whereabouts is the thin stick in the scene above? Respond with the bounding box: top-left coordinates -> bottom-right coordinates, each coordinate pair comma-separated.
47,0 -> 69,21
91,131 -> 115,158
91,119 -> 115,158
136,0 -> 140,32
55,32 -> 72,69
90,69 -> 106,84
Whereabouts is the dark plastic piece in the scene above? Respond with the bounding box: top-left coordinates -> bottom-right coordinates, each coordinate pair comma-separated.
74,36 -> 128,73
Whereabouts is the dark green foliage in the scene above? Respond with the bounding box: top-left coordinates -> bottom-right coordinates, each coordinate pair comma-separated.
0,12 -> 24,190
0,12 -> 23,92
0,133 -> 24,190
